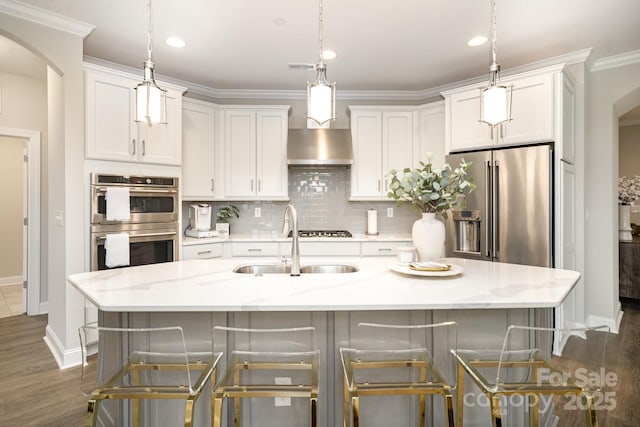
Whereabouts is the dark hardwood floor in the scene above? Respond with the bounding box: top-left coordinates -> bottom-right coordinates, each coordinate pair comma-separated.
1,304 -> 639,426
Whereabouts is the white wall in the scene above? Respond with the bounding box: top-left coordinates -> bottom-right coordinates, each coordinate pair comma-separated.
585,60 -> 640,331
0,136 -> 23,281
0,9 -> 90,368
619,124 -> 640,223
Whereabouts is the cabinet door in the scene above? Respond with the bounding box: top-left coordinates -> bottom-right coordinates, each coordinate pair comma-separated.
138,89 -> 182,165
416,102 -> 445,168
350,111 -> 383,199
256,110 -> 288,198
382,111 -> 414,193
224,110 -> 257,197
500,73 -> 554,145
85,70 -> 136,162
447,88 -> 492,152
182,101 -> 216,199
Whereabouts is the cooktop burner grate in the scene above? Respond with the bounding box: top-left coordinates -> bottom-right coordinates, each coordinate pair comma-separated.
288,230 -> 353,238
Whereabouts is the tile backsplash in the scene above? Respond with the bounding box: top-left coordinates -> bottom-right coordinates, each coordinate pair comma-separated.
182,168 -> 420,236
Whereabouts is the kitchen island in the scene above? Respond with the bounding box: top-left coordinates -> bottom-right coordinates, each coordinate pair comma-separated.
69,257 -> 580,427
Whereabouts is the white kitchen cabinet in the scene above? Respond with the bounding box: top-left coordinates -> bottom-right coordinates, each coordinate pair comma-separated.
361,241 -> 412,256
298,241 -> 360,257
182,242 -> 223,260
230,242 -> 282,257
443,66 -> 559,153
349,107 -> 415,200
222,106 -> 289,200
416,101 -> 446,168
182,99 -> 218,199
84,63 -> 184,165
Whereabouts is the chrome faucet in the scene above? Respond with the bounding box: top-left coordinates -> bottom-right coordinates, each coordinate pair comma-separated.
282,204 -> 301,276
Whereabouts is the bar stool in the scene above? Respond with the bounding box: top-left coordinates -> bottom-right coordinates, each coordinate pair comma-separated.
339,321 -> 458,427
211,326 -> 319,427
452,325 -> 610,427
78,324 -> 221,427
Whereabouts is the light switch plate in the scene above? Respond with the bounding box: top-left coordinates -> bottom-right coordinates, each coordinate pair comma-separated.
254,207 -> 261,218
387,207 -> 394,218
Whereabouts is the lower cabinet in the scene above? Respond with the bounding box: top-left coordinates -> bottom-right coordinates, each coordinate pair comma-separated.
619,239 -> 640,299
182,243 -> 223,260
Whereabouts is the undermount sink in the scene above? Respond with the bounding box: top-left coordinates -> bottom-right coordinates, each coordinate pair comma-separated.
232,263 -> 358,275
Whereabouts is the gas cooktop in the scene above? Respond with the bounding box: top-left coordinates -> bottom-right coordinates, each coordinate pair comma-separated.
288,230 -> 353,238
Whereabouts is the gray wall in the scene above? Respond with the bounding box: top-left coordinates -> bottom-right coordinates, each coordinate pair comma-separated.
0,136 -> 23,281
619,124 -> 640,223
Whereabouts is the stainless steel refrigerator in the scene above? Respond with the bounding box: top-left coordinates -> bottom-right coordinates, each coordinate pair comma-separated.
445,144 -> 553,267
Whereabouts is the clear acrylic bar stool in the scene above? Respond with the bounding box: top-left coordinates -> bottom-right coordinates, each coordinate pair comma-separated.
340,321 -> 458,427
452,325 -> 610,426
79,324 -> 221,427
211,326 -> 319,427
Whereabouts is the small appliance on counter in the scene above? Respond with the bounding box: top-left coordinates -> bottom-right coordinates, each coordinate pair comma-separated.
185,203 -> 219,238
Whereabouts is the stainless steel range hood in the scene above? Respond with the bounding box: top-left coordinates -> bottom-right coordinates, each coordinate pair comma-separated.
287,128 -> 353,166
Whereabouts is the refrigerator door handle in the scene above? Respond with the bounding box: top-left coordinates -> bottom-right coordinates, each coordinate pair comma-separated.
485,160 -> 491,258
493,160 -> 500,259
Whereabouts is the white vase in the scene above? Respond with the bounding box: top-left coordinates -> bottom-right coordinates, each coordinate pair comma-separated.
412,212 -> 446,261
619,204 -> 633,241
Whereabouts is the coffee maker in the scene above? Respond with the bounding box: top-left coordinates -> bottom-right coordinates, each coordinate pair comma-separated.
185,203 -> 218,238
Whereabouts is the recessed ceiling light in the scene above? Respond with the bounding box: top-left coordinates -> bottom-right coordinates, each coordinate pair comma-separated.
165,37 -> 186,48
322,50 -> 337,60
273,18 -> 287,27
467,36 -> 488,47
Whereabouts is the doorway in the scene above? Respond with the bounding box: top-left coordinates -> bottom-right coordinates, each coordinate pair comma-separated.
0,129 -> 41,316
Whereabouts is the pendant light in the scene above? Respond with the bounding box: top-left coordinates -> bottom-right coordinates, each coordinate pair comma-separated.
135,0 -> 167,126
306,0 -> 336,126
479,0 -> 512,127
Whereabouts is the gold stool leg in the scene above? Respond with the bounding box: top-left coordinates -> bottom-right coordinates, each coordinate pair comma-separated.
233,396 -> 241,427
582,393 -> 598,427
184,398 -> 195,427
456,361 -> 465,427
418,366 -> 426,427
310,396 -> 318,427
87,399 -> 99,427
343,379 -> 350,427
444,392 -> 455,427
212,396 -> 223,427
528,393 -> 539,426
133,399 -> 141,427
352,396 -> 360,427
490,394 -> 502,427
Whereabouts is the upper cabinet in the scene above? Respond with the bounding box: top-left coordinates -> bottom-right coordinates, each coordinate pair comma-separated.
349,107 -> 416,200
84,63 -> 184,165
443,66 -> 561,153
221,106 -> 290,200
182,99 -> 218,200
416,101 -> 445,168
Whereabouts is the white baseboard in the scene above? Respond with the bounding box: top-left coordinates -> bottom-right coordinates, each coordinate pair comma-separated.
586,302 -> 623,334
43,324 -> 83,370
0,275 -> 22,286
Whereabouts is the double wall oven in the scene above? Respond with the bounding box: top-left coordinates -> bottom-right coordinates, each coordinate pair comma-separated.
90,173 -> 179,271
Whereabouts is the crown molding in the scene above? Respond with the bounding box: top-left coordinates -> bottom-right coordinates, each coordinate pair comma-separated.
591,50 -> 640,72
0,0 -> 94,38
619,118 -> 640,128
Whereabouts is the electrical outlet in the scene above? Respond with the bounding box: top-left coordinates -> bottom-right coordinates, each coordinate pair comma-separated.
387,207 -> 394,218
254,207 -> 261,218
274,377 -> 292,406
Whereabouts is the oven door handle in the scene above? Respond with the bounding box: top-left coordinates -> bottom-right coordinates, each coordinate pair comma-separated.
95,187 -> 177,194
96,231 -> 177,241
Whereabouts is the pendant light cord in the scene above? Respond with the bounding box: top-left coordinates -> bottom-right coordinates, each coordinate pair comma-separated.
490,0 -> 497,67
317,0 -> 325,66
146,0 -> 153,62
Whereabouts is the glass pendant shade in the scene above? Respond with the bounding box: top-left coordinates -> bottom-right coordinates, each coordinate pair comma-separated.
479,83 -> 512,127
135,61 -> 167,126
306,66 -> 336,126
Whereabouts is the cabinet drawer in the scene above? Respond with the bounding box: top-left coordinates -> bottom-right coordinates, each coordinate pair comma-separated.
361,242 -> 410,256
231,242 -> 281,257
298,241 -> 360,257
182,243 -> 223,260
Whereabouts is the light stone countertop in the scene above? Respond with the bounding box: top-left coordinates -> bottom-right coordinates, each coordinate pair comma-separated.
68,257 -> 580,313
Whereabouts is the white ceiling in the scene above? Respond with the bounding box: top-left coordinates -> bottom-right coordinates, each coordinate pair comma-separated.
3,0 -> 640,94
